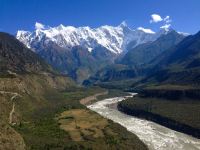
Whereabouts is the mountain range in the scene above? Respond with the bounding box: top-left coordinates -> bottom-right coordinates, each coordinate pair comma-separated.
88,30 -> 200,90
139,31 -> 200,87
16,22 -> 175,83
84,30 -> 186,85
119,30 -> 185,67
15,21 -> 200,89
16,21 -> 167,54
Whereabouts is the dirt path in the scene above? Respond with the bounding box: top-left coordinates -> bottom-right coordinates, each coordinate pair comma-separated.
0,91 -> 21,124
80,91 -> 108,105
9,102 -> 16,124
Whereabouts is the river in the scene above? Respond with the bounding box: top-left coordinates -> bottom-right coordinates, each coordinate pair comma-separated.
87,93 -> 200,150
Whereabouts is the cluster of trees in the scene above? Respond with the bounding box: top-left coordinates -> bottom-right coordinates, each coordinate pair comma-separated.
140,88 -> 200,100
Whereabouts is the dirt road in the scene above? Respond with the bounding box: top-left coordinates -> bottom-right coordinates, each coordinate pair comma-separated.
80,91 -> 108,105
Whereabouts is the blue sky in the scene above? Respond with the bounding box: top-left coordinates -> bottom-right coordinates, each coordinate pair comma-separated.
0,0 -> 200,34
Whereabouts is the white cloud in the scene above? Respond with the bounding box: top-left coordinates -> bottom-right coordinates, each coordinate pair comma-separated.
35,22 -> 45,30
150,14 -> 172,24
149,14 -> 173,31
177,31 -> 190,36
150,14 -> 163,23
160,24 -> 171,31
137,27 -> 155,34
161,16 -> 172,31
164,16 -> 172,23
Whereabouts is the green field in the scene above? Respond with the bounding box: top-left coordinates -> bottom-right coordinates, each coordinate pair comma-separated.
14,87 -> 147,150
0,73 -> 147,150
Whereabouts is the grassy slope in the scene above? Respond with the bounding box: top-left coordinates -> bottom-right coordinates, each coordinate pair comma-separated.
0,74 -> 147,150
0,73 -> 74,150
15,88 -> 147,150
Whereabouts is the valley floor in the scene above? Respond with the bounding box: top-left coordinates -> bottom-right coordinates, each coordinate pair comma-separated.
11,88 -> 147,150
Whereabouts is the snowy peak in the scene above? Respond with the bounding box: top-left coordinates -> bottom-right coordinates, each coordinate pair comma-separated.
137,27 -> 155,34
16,31 -> 32,48
119,21 -> 128,28
16,22 -> 174,54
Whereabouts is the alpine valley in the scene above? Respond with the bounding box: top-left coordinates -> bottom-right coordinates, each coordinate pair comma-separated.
1,20 -> 200,150
2,0 -> 200,149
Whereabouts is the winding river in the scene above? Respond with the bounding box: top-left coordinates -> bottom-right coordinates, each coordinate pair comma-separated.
87,93 -> 200,150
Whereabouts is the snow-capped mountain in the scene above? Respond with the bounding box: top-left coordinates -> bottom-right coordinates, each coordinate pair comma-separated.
16,21 -> 168,54
16,22 -> 178,83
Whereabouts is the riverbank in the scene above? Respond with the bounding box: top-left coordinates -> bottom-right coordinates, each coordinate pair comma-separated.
55,90 -> 147,150
80,91 -> 108,105
13,87 -> 147,149
118,96 -> 200,138
87,94 -> 200,150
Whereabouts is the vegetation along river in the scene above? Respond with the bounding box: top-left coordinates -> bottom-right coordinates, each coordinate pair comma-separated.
87,93 -> 200,150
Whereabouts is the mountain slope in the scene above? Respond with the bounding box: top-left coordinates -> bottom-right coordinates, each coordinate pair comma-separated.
0,32 -> 51,74
29,40 -> 116,83
152,31 -> 200,69
139,31 -> 200,87
84,31 -> 185,86
0,32 -> 75,150
119,30 -> 185,67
